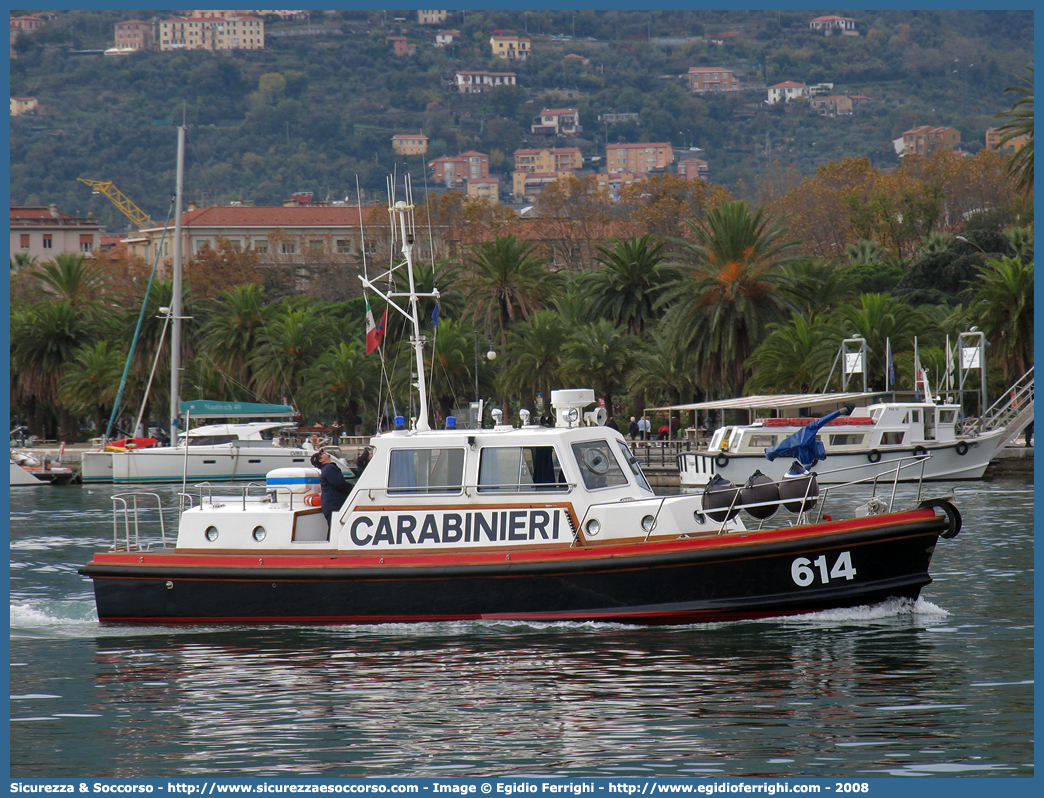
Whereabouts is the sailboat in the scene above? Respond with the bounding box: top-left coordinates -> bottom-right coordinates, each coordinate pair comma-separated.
80,127 -> 352,485
79,178 -> 962,625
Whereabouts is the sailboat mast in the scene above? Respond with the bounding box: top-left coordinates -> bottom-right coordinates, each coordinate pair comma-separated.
169,125 -> 185,444
392,198 -> 431,432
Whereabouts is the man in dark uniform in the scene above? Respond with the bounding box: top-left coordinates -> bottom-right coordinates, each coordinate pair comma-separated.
312,450 -> 351,526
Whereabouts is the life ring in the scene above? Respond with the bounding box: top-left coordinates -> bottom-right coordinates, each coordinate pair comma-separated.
955,441 -> 969,456
913,446 -> 928,458
867,449 -> 882,463
304,493 -> 322,507
918,498 -> 962,539
715,452 -> 729,468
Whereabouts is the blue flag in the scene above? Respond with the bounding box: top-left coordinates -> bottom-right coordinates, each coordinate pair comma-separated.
431,302 -> 440,327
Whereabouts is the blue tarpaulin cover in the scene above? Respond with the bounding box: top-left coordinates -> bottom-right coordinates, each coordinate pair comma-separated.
764,409 -> 846,466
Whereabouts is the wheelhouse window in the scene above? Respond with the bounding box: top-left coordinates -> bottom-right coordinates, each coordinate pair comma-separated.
478,446 -> 566,492
389,448 -> 465,494
939,410 -> 956,424
185,434 -> 237,446
616,441 -> 651,491
880,432 -> 906,445
571,440 -> 628,490
748,434 -> 778,448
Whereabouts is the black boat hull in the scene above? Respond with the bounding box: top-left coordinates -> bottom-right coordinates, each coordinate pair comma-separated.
81,516 -> 947,625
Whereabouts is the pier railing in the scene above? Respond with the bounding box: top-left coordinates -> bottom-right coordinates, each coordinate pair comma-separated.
628,440 -> 698,469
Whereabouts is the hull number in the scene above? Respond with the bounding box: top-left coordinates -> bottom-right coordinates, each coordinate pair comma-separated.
791,551 -> 857,587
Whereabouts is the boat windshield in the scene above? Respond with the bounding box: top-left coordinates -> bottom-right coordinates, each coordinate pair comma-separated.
571,440 -> 628,490
388,447 -> 465,494
615,441 -> 651,491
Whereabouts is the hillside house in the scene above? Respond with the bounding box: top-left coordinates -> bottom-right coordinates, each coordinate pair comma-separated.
454,71 -> 517,94
809,16 -> 857,35
115,20 -> 154,50
388,37 -> 415,57
514,148 -> 584,174
10,15 -> 46,33
767,81 -> 809,104
606,143 -> 674,175
466,179 -> 501,203
677,158 -> 710,180
688,67 -> 740,93
10,97 -> 39,116
418,10 -> 448,25
434,29 -> 459,47
391,134 -> 429,157
158,13 -> 264,51
11,205 -> 103,259
531,108 -> 581,136
902,126 -> 961,156
986,127 -> 1031,154
490,34 -> 530,61
809,95 -> 853,115
430,152 -> 490,188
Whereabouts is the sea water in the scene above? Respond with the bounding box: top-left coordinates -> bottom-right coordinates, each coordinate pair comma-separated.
9,478 -> 1034,778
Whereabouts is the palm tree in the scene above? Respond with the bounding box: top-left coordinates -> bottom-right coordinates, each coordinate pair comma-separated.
560,319 -> 637,417
584,235 -> 676,334
423,319 -> 479,419
249,302 -> 336,405
966,257 -> 1034,383
834,293 -> 931,390
298,341 -> 377,428
662,201 -> 800,395
30,252 -> 110,323
495,310 -> 570,411
744,313 -> 838,394
199,283 -> 275,396
462,235 -> 555,348
626,327 -> 698,410
11,300 -> 99,439
994,60 -> 1033,192
58,341 -> 125,436
778,260 -> 857,319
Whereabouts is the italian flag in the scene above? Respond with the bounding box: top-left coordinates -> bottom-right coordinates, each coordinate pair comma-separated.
365,296 -> 387,355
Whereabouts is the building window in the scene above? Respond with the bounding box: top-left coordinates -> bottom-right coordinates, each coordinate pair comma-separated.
308,239 -> 323,251
43,234 -> 52,249
20,234 -> 30,249
336,239 -> 351,254
254,242 -> 268,254
281,241 -> 296,255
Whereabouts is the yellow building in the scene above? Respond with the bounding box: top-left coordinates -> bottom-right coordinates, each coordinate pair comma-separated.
392,134 -> 429,156
10,97 -> 39,116
985,127 -> 1030,155
514,147 -> 583,173
418,10 -> 448,25
467,179 -> 501,203
158,12 -> 264,51
605,143 -> 674,175
490,34 -> 530,61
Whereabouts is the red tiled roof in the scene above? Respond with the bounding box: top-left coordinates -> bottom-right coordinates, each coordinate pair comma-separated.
770,81 -> 806,88
141,205 -> 383,231
606,142 -> 672,150
10,206 -> 76,221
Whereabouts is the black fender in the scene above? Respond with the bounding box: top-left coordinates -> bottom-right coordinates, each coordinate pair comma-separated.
919,498 -> 962,539
955,441 -> 969,456
913,445 -> 929,458
715,453 -> 729,468
867,449 -> 882,463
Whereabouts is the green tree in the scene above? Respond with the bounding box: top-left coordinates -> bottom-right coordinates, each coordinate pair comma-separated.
58,340 -> 124,436
561,320 -> 636,417
462,235 -> 555,348
662,201 -> 800,395
249,303 -> 336,405
199,284 -> 276,397
298,341 -> 377,428
584,235 -> 676,335
994,60 -> 1033,192
744,313 -> 838,395
965,257 -> 1034,384
495,310 -> 570,412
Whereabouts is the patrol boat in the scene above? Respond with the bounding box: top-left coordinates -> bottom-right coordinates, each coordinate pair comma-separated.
79,189 -> 962,625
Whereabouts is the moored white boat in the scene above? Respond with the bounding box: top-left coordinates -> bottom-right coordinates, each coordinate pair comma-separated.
78,183 -> 963,626
80,403 -> 351,485
10,450 -> 76,486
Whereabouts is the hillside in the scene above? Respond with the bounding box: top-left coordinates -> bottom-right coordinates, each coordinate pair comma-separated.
9,8 -> 1033,232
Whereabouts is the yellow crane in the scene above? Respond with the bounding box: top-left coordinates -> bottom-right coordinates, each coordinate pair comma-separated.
77,178 -> 154,229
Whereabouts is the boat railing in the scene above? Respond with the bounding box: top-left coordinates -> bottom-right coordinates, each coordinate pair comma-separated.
702,454 -> 931,536
629,440 -> 699,467
109,492 -> 168,551
364,482 -> 578,499
193,481 -> 287,510
971,366 -> 1034,435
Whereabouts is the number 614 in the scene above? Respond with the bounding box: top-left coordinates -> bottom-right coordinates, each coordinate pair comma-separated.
791,551 -> 857,586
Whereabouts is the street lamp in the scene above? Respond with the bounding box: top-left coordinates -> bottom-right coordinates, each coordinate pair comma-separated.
955,235 -> 987,255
